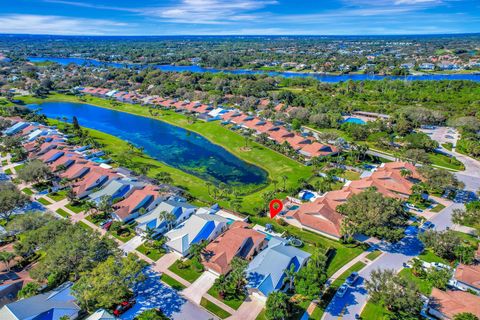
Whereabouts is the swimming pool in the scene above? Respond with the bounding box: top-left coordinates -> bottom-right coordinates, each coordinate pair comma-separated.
302,191 -> 315,201
343,117 -> 366,125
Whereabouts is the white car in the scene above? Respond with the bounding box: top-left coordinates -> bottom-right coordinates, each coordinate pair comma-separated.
336,284 -> 349,297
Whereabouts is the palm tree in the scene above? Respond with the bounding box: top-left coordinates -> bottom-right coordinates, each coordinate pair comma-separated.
283,264 -> 296,292
271,179 -> 279,192
0,252 -> 16,272
281,175 -> 288,192
206,182 -> 213,196
160,211 -> 176,231
97,195 -> 112,214
400,169 -> 412,178
189,241 -> 207,262
142,227 -> 156,243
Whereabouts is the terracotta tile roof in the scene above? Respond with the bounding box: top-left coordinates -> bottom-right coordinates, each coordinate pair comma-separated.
113,185 -> 159,220
455,264 -> 480,290
430,288 -> 480,318
48,153 -> 80,172
285,135 -> 311,150
268,128 -> 294,144
71,167 -> 118,196
60,161 -> 92,180
274,103 -> 285,112
202,221 -> 267,274
300,142 -> 338,157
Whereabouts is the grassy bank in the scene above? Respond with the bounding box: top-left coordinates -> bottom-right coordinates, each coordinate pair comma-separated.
19,93 -> 313,214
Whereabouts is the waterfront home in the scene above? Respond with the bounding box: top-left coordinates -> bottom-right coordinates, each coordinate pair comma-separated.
135,200 -> 196,237
48,152 -> 82,172
111,184 -> 162,222
202,221 -> 267,276
451,264 -> 480,294
38,149 -> 65,164
0,282 -> 80,320
60,161 -> 94,180
246,236 -> 310,300
299,142 -> 338,159
71,166 -> 119,199
165,213 -> 229,257
428,288 -> 480,319
283,189 -> 351,240
285,135 -> 311,151
268,128 -> 294,144
88,178 -> 144,204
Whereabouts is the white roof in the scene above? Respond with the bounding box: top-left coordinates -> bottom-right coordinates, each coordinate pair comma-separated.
86,309 -> 115,320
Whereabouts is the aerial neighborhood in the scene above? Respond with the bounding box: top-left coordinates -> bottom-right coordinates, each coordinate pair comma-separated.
0,32 -> 480,320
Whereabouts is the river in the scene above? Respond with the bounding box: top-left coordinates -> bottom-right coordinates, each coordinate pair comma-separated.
27,57 -> 480,83
29,102 -> 267,187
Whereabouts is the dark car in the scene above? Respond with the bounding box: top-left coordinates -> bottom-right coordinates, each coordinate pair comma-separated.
102,220 -> 113,230
113,298 -> 135,316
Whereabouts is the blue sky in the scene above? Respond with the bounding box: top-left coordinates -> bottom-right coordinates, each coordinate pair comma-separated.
1,0 -> 479,35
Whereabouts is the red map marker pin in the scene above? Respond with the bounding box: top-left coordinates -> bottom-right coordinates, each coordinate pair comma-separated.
269,199 -> 283,219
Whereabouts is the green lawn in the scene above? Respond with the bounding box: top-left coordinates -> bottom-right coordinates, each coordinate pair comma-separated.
161,273 -> 187,290
65,203 -> 85,213
109,229 -> 136,243
48,190 -> 67,202
331,261 -> 366,289
55,208 -> 71,218
37,197 -> 52,205
207,286 -> 245,310
310,305 -> 324,319
398,268 -> 432,295
361,301 -> 392,320
419,250 -> 448,264
1,159 -> 7,166
366,250 -> 382,261
256,309 -> 266,320
19,93 -> 313,214
341,170 -> 361,181
452,230 -> 479,247
168,259 -> 204,283
21,187 -> 34,196
77,221 -> 92,230
200,298 -> 231,319
14,164 -> 25,172
430,203 -> 446,213
4,168 -> 12,175
429,152 -> 464,171
135,243 -> 165,261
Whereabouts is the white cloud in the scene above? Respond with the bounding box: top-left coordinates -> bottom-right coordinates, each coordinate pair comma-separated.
0,14 -> 128,35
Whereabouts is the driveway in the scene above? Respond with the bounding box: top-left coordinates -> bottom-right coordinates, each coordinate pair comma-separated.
120,236 -> 144,253
228,294 -> 265,320
182,270 -> 218,304
323,236 -> 424,319
121,268 -> 217,320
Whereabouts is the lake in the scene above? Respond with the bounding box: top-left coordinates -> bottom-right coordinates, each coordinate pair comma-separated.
30,102 -> 267,187
28,57 -> 480,83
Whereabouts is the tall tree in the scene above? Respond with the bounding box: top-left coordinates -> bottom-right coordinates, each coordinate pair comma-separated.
72,254 -> 146,312
265,292 -> 290,320
0,183 -> 30,221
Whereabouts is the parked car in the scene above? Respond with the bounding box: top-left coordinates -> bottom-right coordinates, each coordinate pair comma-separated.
345,272 -> 359,286
421,221 -> 434,230
113,298 -> 135,316
101,219 -> 113,230
336,284 -> 349,297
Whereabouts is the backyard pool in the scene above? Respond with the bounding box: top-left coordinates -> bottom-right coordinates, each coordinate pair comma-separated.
343,117 -> 366,125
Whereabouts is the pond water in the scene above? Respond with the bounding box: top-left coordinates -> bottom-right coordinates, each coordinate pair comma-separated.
28,57 -> 480,83
29,102 -> 267,187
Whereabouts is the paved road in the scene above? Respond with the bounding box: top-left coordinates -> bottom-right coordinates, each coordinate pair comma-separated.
323,236 -> 424,319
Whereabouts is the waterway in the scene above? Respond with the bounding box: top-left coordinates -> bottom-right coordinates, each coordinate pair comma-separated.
29,102 -> 268,187
28,57 -> 480,83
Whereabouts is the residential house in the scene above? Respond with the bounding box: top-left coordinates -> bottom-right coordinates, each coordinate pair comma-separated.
283,189 -> 351,240
451,264 -> 480,294
71,166 -> 119,199
0,282 -> 80,320
299,142 -> 338,159
111,185 -> 161,222
165,213 -> 229,257
246,236 -> 310,300
428,288 -> 480,319
88,178 -> 144,204
135,200 -> 196,237
202,221 -> 267,275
